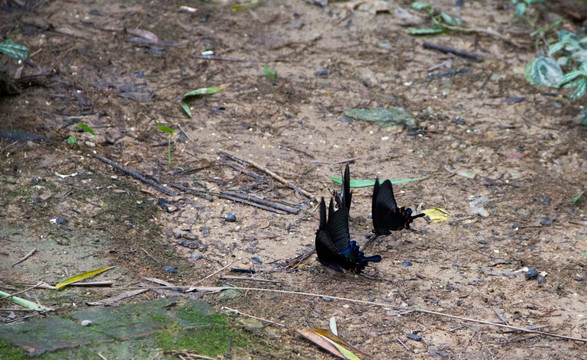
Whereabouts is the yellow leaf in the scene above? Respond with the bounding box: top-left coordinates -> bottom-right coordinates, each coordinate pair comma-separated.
421,208 -> 450,222
313,329 -> 370,358
55,266 -> 114,289
297,329 -> 345,358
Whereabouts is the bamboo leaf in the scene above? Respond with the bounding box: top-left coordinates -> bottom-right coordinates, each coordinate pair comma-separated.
331,176 -> 427,188
75,123 -> 95,136
181,84 -> 228,117
156,125 -> 175,134
55,266 -> 114,289
420,208 -> 450,222
0,290 -> 54,312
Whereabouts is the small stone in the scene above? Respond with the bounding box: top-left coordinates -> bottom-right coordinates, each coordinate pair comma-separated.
225,212 -> 236,222
540,216 -> 556,226
402,260 -> 412,267
81,320 -> 92,327
574,274 -> 583,281
525,269 -> 538,280
52,217 -> 68,224
252,257 -> 262,265
406,333 -> 422,341
201,226 -> 211,236
162,266 -> 177,273
190,252 -> 204,260
31,177 -> 40,185
541,198 -> 551,206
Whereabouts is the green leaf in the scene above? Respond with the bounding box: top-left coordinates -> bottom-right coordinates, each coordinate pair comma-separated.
232,0 -> 260,10
440,12 -> 461,26
75,122 -> 95,135
0,39 -> 29,60
524,57 -> 563,87
0,290 -> 53,312
411,2 -> 432,12
580,107 -> 587,126
564,77 -> 587,101
66,136 -> 77,145
559,70 -> 583,85
571,191 -> 584,204
548,42 -> 565,56
514,2 -> 526,16
263,64 -> 278,79
181,102 -> 192,117
331,176 -> 427,188
156,125 -> 175,134
409,28 -> 447,35
181,84 -> 228,117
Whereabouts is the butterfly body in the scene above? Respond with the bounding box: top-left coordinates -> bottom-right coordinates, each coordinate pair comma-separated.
315,197 -> 381,273
372,178 -> 424,236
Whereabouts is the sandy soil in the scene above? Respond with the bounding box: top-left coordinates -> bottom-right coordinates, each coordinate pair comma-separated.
1,0 -> 586,358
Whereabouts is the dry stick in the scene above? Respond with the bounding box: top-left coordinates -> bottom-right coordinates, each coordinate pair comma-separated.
395,336 -> 411,352
188,260 -> 236,289
12,248 -> 37,267
221,191 -> 299,214
141,248 -> 161,265
169,183 -> 213,201
245,157 -> 315,199
219,157 -> 263,180
94,154 -> 177,196
176,123 -> 196,146
221,306 -> 286,328
285,249 -> 315,269
192,286 -> 587,343
195,55 -> 259,62
310,158 -> 357,165
422,42 -> 483,61
216,193 -> 287,215
220,151 -> 315,199
219,275 -> 280,283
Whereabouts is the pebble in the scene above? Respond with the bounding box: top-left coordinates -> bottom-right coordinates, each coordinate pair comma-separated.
406,333 -> 422,341
162,266 -> 177,273
54,217 -> 68,224
402,261 -> 412,267
31,177 -> 40,185
201,226 -> 211,236
225,212 -> 236,222
574,274 -> 583,281
190,252 -> 204,260
81,320 -> 92,327
252,257 -> 263,265
525,269 -> 538,280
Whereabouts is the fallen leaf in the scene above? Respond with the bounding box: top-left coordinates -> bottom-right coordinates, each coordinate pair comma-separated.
421,208 -> 449,222
55,266 -> 114,289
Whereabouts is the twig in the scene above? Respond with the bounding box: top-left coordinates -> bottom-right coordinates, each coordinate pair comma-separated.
176,123 -> 196,146
221,306 -> 286,327
12,248 -> 37,267
423,42 -> 483,61
221,191 -> 299,214
219,275 -> 280,283
188,260 -> 236,289
86,289 -> 149,306
395,336 -> 411,352
310,158 -> 357,165
195,55 -> 258,62
141,248 -> 161,265
245,157 -> 315,199
216,192 -> 287,214
191,286 -> 587,343
285,249 -> 315,269
219,151 -> 315,199
60,281 -> 113,287
169,183 -> 213,201
493,309 -> 508,324
164,351 -> 217,360
94,154 -> 177,196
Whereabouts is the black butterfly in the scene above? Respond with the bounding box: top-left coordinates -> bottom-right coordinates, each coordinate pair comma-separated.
316,197 -> 381,273
372,178 -> 424,236
333,164 -> 352,211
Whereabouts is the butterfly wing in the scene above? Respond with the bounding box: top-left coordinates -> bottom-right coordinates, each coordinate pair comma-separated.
341,164 -> 352,211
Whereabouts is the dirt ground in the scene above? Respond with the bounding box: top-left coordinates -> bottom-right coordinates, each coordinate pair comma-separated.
1,0 -> 586,359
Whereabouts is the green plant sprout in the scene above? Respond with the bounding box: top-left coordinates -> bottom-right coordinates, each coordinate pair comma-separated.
0,39 -> 29,60
67,123 -> 95,145
525,29 -> 587,101
409,2 -> 462,35
156,126 -> 175,165
263,64 -> 277,79
512,0 -> 545,17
